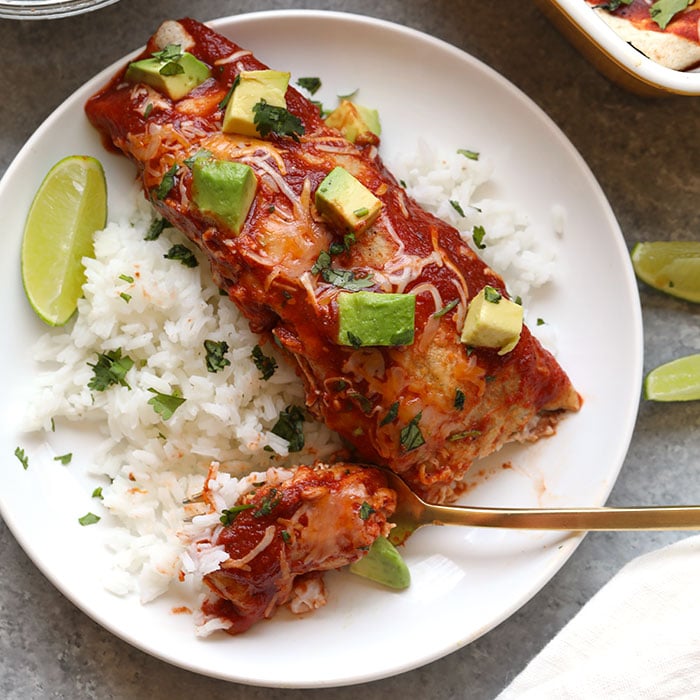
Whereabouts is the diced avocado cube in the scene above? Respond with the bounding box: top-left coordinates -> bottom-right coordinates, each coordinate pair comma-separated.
222,69 -> 290,137
125,52 -> 211,101
349,536 -> 410,589
460,285 -> 523,355
191,157 -> 257,234
337,291 -> 415,347
315,166 -> 382,234
325,99 -> 381,144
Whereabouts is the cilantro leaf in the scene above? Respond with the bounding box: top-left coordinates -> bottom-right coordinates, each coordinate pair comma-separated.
147,388 -> 186,420
203,339 -> 231,373
650,0 -> 692,29
297,76 -> 322,94
220,503 -> 255,525
457,148 -> 480,161
484,286 -> 502,303
164,244 -> 198,268
359,501 -> 376,520
472,225 -> 487,250
88,349 -> 134,392
400,412 -> 425,452
78,512 -> 101,526
450,200 -> 466,217
14,446 -> 28,470
53,453 -> 72,465
155,164 -> 178,200
380,401 -> 399,426
145,217 -> 171,241
320,267 -> 374,291
252,99 -> 305,140
271,405 -> 306,452
251,345 -> 278,380
253,488 -> 281,518
433,298 -> 459,318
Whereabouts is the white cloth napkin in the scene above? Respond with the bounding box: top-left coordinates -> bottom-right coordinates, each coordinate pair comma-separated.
497,534 -> 700,699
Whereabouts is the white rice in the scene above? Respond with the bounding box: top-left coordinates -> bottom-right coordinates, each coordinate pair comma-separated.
22,141 -> 561,611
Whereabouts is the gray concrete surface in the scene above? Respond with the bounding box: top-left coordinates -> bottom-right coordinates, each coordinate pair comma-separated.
1,1 -> 699,698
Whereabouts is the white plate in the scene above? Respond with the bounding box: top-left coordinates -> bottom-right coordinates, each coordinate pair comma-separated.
0,10 -> 642,688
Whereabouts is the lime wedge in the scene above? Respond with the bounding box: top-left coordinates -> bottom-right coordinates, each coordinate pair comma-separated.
631,241 -> 700,303
644,354 -> 700,402
21,155 -> 107,326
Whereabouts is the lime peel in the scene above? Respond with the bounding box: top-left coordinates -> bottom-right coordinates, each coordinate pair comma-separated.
644,353 -> 700,402
631,241 -> 700,304
21,155 -> 107,326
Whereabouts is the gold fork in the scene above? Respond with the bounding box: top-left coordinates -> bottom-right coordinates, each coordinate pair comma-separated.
380,466 -> 700,545
182,465 -> 700,543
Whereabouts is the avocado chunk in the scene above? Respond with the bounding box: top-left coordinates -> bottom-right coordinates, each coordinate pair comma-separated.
125,46 -> 210,101
349,536 -> 410,589
325,99 -> 381,144
315,166 -> 382,234
337,291 -> 415,347
460,285 -> 523,355
191,157 -> 257,234
222,69 -> 290,137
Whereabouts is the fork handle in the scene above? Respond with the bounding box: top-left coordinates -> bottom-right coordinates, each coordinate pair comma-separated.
426,503 -> 700,531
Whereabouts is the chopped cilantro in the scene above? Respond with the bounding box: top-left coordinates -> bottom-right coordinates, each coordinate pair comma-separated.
433,298 -> 459,318
359,501 -> 375,521
484,286 -> 502,303
450,200 -> 466,217
400,412 -> 425,452
472,225 -> 487,250
219,503 -> 255,525
88,349 -> 134,392
253,488 -> 281,517
597,0 -> 632,9
271,405 -> 306,452
53,453 -> 72,465
454,389 -> 466,411
650,0 -> 692,29
203,339 -> 231,373
346,331 -> 363,349
151,44 -> 185,76
281,530 -> 292,543
155,164 -> 178,200
320,267 -> 374,291
218,75 -> 240,110
147,388 -> 186,420
537,318 -> 546,326
380,401 -> 399,426
252,99 -> 305,140
92,487 -> 104,499
311,249 -> 332,274
145,217 -> 171,241
458,148 -> 480,161
164,244 -> 198,268
78,512 -> 101,526
183,149 -> 213,169
297,76 -> 322,94
14,446 -> 28,470
251,345 -> 278,380
348,391 -> 372,414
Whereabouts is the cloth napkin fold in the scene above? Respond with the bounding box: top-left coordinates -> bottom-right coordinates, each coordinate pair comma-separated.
497,534 -> 700,699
